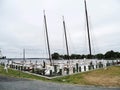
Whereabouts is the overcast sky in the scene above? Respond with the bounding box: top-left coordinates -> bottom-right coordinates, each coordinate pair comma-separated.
0,0 -> 120,58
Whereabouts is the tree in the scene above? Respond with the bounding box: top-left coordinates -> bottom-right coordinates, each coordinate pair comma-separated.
52,53 -> 60,60
86,54 -> 92,59
70,54 -> 82,59
76,55 -> 82,59
104,50 -> 117,59
70,54 -> 76,59
63,55 -> 69,59
51,50 -> 120,60
95,53 -> 104,59
81,54 -> 86,59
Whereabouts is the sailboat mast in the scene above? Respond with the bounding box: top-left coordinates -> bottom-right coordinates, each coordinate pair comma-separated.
23,49 -> 25,61
63,16 -> 70,61
84,0 -> 92,57
43,10 -> 52,65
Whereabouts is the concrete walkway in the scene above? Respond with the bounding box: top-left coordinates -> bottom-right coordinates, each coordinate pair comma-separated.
0,75 -> 119,90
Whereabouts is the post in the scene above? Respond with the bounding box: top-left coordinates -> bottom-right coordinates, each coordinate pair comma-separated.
84,66 -> 86,71
79,66 -> 81,72
76,63 -> 79,72
59,69 -> 62,75
73,67 -> 75,73
50,70 -> 52,76
88,65 -> 91,70
65,68 -> 69,75
54,65 -> 57,74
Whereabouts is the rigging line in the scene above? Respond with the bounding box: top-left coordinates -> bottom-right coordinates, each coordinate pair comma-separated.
88,16 -> 100,54
82,17 -> 88,54
87,15 -> 95,55
65,24 -> 74,55
90,28 -> 98,54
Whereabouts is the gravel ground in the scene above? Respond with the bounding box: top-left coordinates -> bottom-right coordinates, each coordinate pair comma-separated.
0,75 -> 119,90
0,75 -> 29,82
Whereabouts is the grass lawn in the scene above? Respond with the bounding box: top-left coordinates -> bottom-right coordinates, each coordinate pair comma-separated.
0,65 -> 48,81
52,66 -> 120,87
0,65 -> 120,87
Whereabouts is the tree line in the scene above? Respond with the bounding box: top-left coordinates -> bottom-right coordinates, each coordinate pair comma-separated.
52,50 -> 120,60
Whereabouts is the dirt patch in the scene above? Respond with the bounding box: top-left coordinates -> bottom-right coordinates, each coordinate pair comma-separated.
84,75 -> 120,86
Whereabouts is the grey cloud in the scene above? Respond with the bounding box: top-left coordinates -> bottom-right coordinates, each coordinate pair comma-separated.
0,0 -> 120,58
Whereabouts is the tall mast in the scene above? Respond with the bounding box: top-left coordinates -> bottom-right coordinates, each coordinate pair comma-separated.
84,0 -> 92,57
23,49 -> 25,61
43,10 -> 52,65
62,16 -> 70,61
0,49 -> 3,58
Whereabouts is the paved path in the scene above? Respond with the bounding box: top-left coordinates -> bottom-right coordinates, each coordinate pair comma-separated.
0,75 -> 119,90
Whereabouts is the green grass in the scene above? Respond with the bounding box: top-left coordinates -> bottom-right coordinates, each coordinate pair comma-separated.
0,66 -> 48,81
51,71 -> 93,85
52,66 -> 120,87
0,65 -> 120,87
